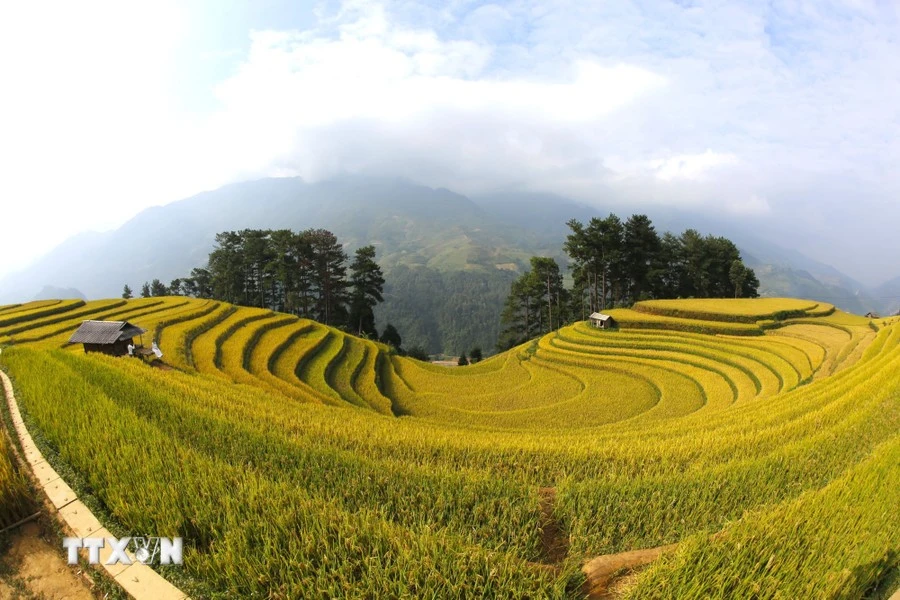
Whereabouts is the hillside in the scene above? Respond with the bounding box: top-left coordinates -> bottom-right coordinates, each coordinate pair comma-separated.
875,274 -> 900,316
0,177 -> 562,354
0,296 -> 897,598
0,175 -> 891,353
739,247 -> 881,316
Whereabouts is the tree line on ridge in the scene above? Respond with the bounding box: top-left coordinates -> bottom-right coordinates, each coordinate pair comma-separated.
122,229 -> 421,353
498,214 -> 759,349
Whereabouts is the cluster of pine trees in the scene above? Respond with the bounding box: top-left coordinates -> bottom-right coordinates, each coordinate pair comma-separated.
499,214 -> 759,349
127,228 -> 391,340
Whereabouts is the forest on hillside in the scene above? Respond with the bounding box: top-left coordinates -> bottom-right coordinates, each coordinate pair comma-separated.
126,229 -> 413,350
131,228 -> 516,356
498,214 -> 758,349
131,214 -> 756,356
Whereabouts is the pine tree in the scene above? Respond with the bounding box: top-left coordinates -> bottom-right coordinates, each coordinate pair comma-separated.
470,347 -> 483,363
729,260 -> 749,298
242,229 -> 274,308
189,267 -> 212,297
380,324 -> 402,350
269,229 -> 298,313
622,214 -> 661,302
348,245 -> 385,337
150,279 -> 168,297
307,229 -> 349,326
529,257 -> 565,332
122,284 -> 133,299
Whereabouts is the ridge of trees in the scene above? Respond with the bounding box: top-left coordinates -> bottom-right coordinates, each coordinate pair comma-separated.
129,228 -> 409,351
499,213 -> 759,350
121,217 -> 760,358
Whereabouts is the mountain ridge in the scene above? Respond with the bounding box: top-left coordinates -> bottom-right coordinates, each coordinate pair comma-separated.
1,175 -> 891,351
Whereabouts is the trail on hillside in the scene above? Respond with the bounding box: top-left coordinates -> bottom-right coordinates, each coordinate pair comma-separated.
537,487 -> 569,564
0,521 -> 96,600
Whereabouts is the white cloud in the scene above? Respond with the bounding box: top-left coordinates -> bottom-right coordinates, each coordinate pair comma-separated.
2,0 -> 900,285
208,23 -> 665,132
651,151 -> 740,182
726,194 -> 771,216
606,150 -> 740,183
177,7 -> 667,196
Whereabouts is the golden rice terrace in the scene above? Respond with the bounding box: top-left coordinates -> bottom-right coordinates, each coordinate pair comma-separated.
0,296 -> 897,598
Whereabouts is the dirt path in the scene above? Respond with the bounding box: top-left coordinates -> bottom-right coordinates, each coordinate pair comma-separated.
537,487 -> 569,564
0,521 -> 96,600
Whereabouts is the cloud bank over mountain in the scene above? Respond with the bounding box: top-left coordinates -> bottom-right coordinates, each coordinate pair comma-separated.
1,1 -> 898,285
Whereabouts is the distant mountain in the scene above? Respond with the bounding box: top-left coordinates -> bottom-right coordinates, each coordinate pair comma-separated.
742,259 -> 874,315
1,175 -> 888,353
874,275 -> 900,316
32,285 -> 86,301
2,176 -> 561,294
1,177 -> 561,353
473,194 -> 886,316
729,235 -> 875,296
727,236 -> 881,316
474,192 -> 597,238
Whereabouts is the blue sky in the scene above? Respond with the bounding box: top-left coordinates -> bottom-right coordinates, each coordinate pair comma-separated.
1,0 -> 898,285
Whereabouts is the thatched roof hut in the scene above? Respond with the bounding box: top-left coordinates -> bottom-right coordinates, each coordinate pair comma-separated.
69,320 -> 147,356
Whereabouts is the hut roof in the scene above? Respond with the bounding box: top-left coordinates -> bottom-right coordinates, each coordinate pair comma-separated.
589,312 -> 613,321
69,320 -> 146,345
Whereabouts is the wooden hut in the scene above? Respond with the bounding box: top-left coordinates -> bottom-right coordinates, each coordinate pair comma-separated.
589,312 -> 616,329
68,320 -> 147,356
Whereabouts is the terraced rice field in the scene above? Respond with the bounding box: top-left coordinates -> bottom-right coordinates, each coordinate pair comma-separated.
0,403 -> 31,529
0,297 -> 897,598
632,297 -> 834,322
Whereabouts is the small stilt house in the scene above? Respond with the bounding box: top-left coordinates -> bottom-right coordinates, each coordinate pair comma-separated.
68,320 -> 147,356
589,312 -> 616,329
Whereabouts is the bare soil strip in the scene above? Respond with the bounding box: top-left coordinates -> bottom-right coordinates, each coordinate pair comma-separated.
537,487 -> 569,564
0,521 -> 97,600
